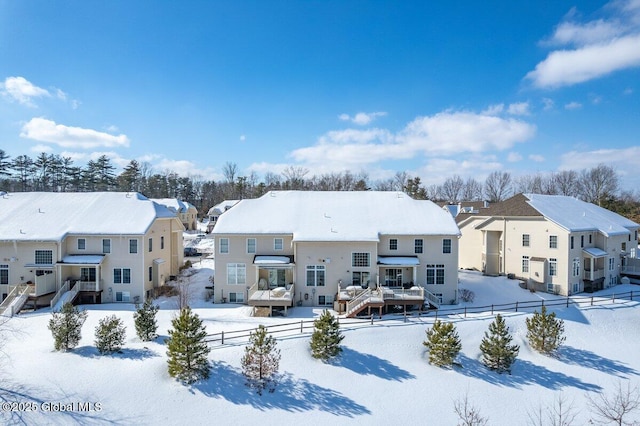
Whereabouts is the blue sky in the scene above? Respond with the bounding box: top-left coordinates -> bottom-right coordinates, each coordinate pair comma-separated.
1,0 -> 639,189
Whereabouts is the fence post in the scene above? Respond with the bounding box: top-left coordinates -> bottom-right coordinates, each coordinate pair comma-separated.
221,330 -> 224,345
542,299 -> 545,307
301,320 -> 303,333
435,309 -> 438,321
515,301 -> 518,312
591,296 -> 593,306
464,306 -> 467,318
612,293 -> 615,304
566,297 -> 569,308
491,304 -> 494,315
371,314 -> 374,325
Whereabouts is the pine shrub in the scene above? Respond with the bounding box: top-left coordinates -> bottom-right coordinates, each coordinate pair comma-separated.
479,314 -> 519,374
242,325 -> 281,395
310,310 -> 344,361
166,307 -> 211,384
526,306 -> 566,355
95,315 -> 126,355
134,299 -> 159,341
48,302 -> 87,352
423,320 -> 462,367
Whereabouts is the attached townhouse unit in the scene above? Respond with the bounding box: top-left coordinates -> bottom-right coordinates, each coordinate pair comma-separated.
458,193 -> 639,296
206,199 -> 240,232
212,191 -> 461,316
151,198 -> 199,231
0,192 -> 184,310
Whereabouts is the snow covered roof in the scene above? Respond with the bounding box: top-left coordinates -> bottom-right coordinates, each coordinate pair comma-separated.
59,255 -> 106,265
207,200 -> 240,217
151,198 -> 196,213
213,191 -> 460,242
0,192 -> 178,242
524,193 -> 638,236
583,247 -> 608,258
377,256 -> 420,266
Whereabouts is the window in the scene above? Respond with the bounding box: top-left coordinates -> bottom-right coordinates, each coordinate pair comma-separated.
0,264 -> 8,285
522,234 -> 530,247
227,263 -> 246,285
570,236 -> 574,250
318,295 -> 334,306
274,238 -> 283,251
443,239 -> 452,254
549,235 -> 558,249
352,252 -> 370,267
78,238 -> 86,250
129,239 -> 138,254
148,266 -> 152,282
161,236 -> 165,250
389,239 -> 398,251
148,238 -> 153,252
549,258 -> 557,276
572,282 -> 579,294
589,234 -> 592,244
114,268 -> 131,284
433,293 -> 443,304
522,256 -> 529,273
622,242 -> 627,252
229,292 -> 244,303
635,230 -> 638,241
219,238 -> 229,254
306,265 -> 325,286
572,258 -> 580,277
581,235 -> 584,248
102,239 -> 111,254
426,264 -> 445,285
80,267 -> 96,282
115,291 -> 130,302
414,239 -> 423,254
609,257 -> 615,271
35,249 -> 53,264
247,238 -> 256,254
352,271 -> 370,287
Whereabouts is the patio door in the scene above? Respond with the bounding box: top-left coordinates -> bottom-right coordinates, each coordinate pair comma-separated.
385,268 -> 402,287
268,269 -> 286,287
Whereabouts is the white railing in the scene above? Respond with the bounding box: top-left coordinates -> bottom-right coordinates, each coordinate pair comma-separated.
248,282 -> 295,302
345,288 -> 373,317
77,280 -> 100,292
381,286 -> 425,301
0,285 -> 30,317
49,280 -> 70,310
423,288 -> 440,308
584,269 -> 605,281
50,280 -> 78,311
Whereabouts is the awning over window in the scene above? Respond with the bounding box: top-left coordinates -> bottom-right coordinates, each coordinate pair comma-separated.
253,255 -> 295,268
583,247 -> 608,258
57,255 -> 105,265
377,256 -> 420,266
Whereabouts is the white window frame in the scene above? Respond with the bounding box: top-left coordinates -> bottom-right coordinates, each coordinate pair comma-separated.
274,238 -> 283,251
426,264 -> 445,285
414,239 -> 423,254
306,265 -> 325,287
102,239 -> 111,254
148,237 -> 153,252
247,238 -> 256,254
229,292 -> 245,303
113,268 -> 131,284
115,291 -> 130,302
77,238 -> 86,250
129,239 -> 138,254
609,257 -> 615,271
522,234 -> 530,247
522,256 -> 529,273
389,239 -> 398,251
227,263 -> 246,285
0,264 -> 8,285
35,249 -> 53,264
549,258 -> 557,276
549,235 -> 558,249
318,294 -> 334,306
219,238 -> 229,254
442,238 -> 452,254
352,252 -> 370,267
572,258 -> 580,277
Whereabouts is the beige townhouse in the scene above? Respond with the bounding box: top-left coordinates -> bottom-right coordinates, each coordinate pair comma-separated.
212,191 -> 460,316
458,193 -> 639,296
0,192 -> 184,311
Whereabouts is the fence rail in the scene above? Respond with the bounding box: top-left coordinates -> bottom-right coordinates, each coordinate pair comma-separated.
204,290 -> 638,347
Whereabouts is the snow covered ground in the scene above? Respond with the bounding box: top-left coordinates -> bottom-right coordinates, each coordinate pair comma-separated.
2,258 -> 640,425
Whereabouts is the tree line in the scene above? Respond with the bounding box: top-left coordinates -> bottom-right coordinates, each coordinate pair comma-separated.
1,149 -> 638,222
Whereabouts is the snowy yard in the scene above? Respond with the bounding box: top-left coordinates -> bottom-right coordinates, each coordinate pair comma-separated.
2,258 -> 640,425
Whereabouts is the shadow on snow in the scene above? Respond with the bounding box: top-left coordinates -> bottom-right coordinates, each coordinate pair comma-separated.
331,347 -> 415,382
71,346 -> 159,360
192,361 -> 371,418
557,345 -> 639,377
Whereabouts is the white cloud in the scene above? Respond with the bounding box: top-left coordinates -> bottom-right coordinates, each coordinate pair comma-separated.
507,152 -> 523,162
338,111 -> 387,125
29,144 -> 54,153
526,1 -> 640,88
542,98 -> 555,110
507,102 -> 530,116
481,104 -> 504,115
559,146 -> 640,188
20,117 -> 130,149
564,101 -> 583,110
0,76 -> 50,107
154,158 -> 220,180
529,154 -> 545,162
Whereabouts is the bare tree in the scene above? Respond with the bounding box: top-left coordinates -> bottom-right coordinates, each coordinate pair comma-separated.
587,381 -> 640,426
454,392 -> 488,426
393,171 -> 409,191
426,184 -> 442,201
553,170 -> 579,196
527,393 -> 577,426
484,171 -> 512,202
462,178 -> 483,201
222,161 -> 238,185
281,166 -> 308,190
442,175 -> 465,203
578,164 -> 619,206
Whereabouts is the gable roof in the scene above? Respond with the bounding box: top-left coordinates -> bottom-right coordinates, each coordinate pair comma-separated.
212,191 -> 460,242
151,198 -> 196,213
524,193 -> 638,236
0,192 -> 178,242
207,200 -> 240,217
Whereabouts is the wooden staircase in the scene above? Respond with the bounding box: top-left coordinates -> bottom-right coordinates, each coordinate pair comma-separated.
345,288 -> 384,318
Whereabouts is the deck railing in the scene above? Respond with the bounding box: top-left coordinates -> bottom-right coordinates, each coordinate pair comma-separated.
345,287 -> 377,317
0,284 -> 30,317
584,268 -> 605,281
248,282 -> 295,302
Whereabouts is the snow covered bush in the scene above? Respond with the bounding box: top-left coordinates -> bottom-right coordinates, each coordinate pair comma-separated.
242,325 -> 281,395
95,315 -> 126,355
48,302 -> 87,352
459,288 -> 475,303
525,306 -> 565,355
134,299 -> 159,341
479,314 -> 519,374
166,307 -> 210,384
423,320 -> 462,367
310,310 -> 344,361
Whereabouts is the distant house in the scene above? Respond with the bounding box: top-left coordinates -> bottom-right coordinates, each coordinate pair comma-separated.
211,191 -> 460,316
439,200 -> 490,221
0,192 -> 184,308
206,200 -> 240,232
151,198 -> 198,231
458,193 -> 639,296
